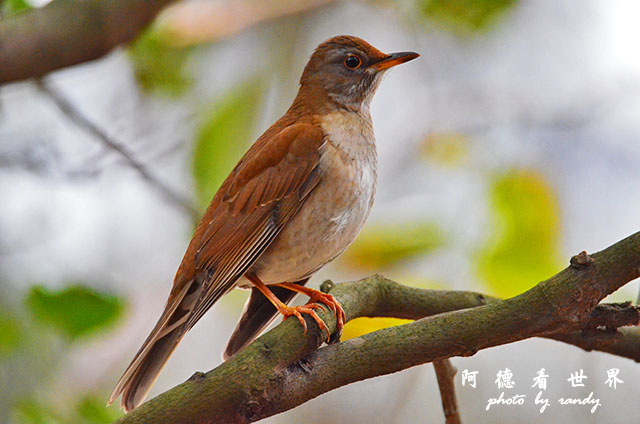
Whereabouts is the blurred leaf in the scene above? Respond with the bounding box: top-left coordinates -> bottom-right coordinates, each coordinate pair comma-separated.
76,395 -> 122,424
476,169 -> 563,297
2,0 -> 32,16
192,78 -> 264,206
420,132 -> 470,167
129,28 -> 193,96
341,317 -> 413,341
420,0 -> 518,32
25,285 -> 124,340
341,221 -> 444,269
0,312 -> 22,356
11,399 -> 63,424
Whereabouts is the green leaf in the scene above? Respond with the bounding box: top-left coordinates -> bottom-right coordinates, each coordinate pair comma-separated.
2,0 -> 32,16
11,399 -> 63,424
76,395 -> 122,423
128,28 -> 193,96
0,312 -> 22,356
25,285 -> 125,340
419,0 -> 518,32
192,78 -> 264,207
340,221 -> 444,269
476,169 -> 563,297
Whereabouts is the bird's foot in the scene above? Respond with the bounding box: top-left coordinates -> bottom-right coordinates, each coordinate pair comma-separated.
280,303 -> 329,337
304,291 -> 345,341
275,283 -> 345,343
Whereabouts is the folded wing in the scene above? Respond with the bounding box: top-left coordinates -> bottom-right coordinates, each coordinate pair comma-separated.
109,123 -> 326,411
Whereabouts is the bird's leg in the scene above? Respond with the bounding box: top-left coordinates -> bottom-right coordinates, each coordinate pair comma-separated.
274,282 -> 345,341
246,273 -> 330,338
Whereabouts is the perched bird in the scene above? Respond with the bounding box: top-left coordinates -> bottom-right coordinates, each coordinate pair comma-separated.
109,35 -> 418,412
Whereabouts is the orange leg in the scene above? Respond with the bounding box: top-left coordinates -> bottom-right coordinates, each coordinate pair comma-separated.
274,282 -> 345,338
247,274 -> 330,338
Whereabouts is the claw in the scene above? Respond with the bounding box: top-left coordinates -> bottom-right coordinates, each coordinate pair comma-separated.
280,304 -> 329,337
289,308 -> 307,333
263,280 -> 346,343
304,291 -> 345,341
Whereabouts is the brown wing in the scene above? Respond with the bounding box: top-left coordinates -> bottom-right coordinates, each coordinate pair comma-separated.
109,122 -> 325,411
184,122 -> 325,329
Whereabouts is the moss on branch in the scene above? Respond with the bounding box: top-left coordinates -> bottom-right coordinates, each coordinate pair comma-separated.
114,231 -> 640,424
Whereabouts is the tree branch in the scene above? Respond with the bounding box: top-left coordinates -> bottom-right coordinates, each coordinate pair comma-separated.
0,0 -> 176,84
114,231 -> 640,424
433,359 -> 461,424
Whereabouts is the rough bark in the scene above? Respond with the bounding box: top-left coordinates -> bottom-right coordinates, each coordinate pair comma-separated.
114,231 -> 640,423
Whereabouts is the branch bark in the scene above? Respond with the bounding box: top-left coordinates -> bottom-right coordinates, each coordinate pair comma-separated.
433,359 -> 461,424
0,0 -> 341,84
0,0 -> 177,84
114,231 -> 640,424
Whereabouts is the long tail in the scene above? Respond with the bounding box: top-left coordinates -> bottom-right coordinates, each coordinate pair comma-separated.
109,280 -> 198,412
223,278 -> 308,360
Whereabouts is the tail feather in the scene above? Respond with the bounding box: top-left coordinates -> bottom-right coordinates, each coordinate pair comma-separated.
223,279 -> 308,360
111,277 -> 309,411
116,327 -> 186,411
109,280 -> 197,412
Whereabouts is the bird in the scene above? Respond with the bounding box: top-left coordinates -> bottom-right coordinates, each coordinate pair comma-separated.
109,35 -> 418,412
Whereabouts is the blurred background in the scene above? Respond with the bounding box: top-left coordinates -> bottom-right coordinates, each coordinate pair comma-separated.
1,0 -> 640,422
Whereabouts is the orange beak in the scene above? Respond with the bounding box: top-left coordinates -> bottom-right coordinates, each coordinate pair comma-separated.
369,51 -> 420,71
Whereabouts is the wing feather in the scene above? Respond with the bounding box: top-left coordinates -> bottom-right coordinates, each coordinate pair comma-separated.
110,122 -> 325,410
185,123 -> 325,333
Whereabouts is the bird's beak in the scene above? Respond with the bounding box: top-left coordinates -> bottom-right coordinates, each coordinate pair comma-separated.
369,51 -> 420,71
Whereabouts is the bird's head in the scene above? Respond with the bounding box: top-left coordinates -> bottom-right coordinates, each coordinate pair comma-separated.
298,35 -> 419,112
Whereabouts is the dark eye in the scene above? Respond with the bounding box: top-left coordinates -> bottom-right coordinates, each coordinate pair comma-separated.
344,55 -> 362,69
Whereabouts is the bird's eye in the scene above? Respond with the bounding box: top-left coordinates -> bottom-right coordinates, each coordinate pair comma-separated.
344,55 -> 362,69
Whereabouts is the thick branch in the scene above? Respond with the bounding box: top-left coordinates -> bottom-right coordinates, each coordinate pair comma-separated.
0,0 -> 176,84
115,231 -> 640,424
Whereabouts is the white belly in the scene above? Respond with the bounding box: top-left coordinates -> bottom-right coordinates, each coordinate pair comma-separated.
247,111 -> 377,285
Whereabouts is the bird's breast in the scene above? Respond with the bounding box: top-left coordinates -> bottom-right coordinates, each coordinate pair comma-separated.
248,111 -> 377,285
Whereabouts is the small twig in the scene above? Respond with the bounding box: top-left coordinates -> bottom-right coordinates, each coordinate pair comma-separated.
433,359 -> 461,424
35,80 -> 200,220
